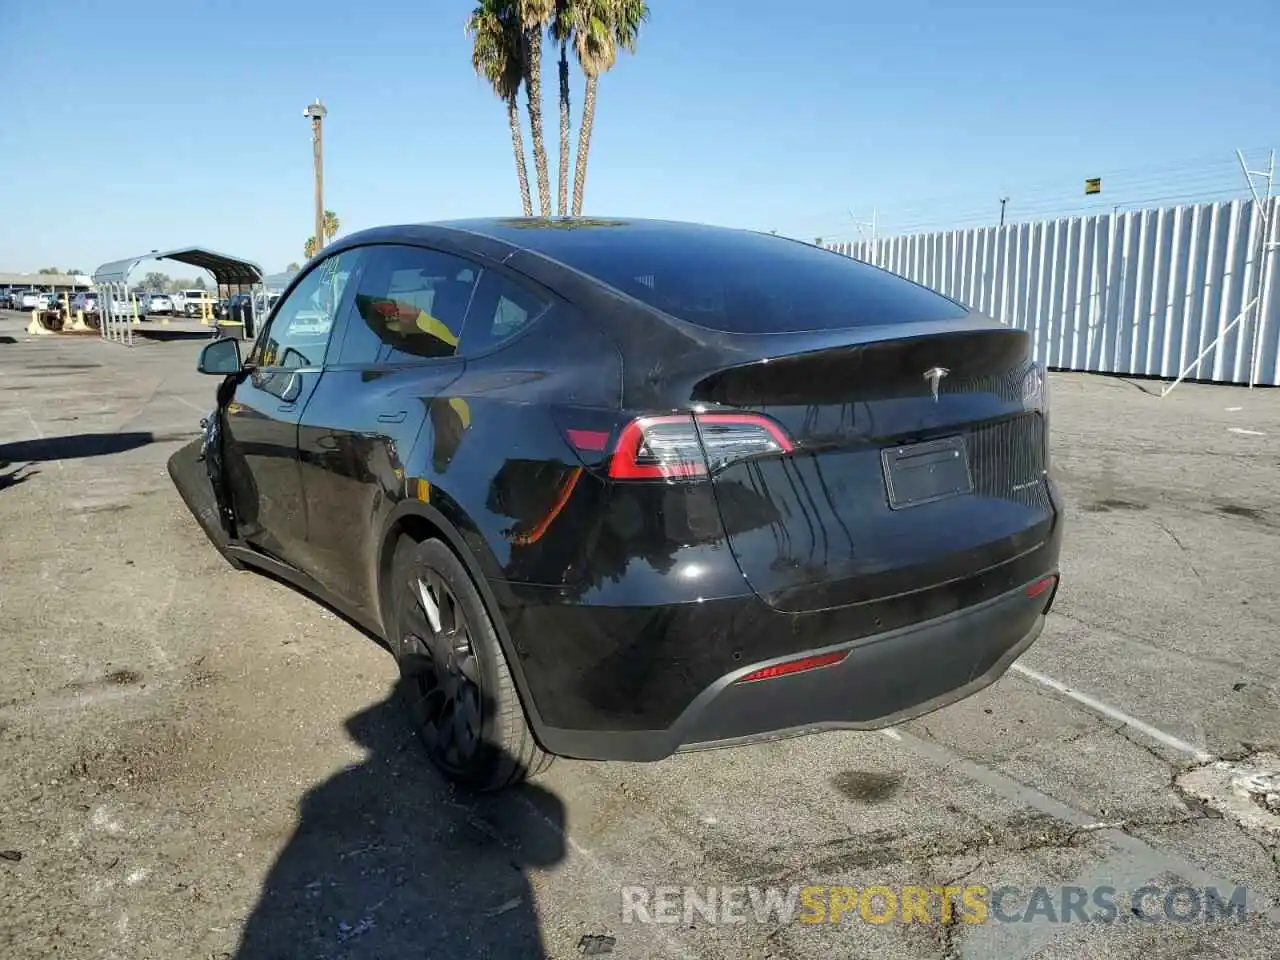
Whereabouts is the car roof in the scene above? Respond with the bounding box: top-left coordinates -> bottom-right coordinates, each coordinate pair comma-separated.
336,217 -> 779,264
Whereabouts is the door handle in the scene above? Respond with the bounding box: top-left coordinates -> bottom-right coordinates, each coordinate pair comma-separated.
278,403 -> 296,413
377,411 -> 407,424
279,372 -> 302,404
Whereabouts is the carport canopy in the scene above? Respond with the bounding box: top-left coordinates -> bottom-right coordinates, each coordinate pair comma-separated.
92,246 -> 264,287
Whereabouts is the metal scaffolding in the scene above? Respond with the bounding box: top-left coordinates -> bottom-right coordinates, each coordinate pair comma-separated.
91,247 -> 266,346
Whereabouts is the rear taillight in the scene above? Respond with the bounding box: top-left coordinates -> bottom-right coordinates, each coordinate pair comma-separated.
606,413 -> 793,480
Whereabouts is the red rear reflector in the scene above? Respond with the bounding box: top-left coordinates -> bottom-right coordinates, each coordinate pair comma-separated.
565,429 -> 609,452
735,650 -> 848,684
1026,575 -> 1057,598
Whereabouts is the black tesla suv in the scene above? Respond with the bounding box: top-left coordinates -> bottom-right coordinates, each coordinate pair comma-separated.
169,217 -> 1063,791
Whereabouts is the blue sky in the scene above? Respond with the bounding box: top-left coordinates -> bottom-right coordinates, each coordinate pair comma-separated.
2,0 -> 1276,275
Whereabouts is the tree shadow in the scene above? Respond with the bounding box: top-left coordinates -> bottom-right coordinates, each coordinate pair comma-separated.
234,682 -> 564,959
0,431 -> 166,463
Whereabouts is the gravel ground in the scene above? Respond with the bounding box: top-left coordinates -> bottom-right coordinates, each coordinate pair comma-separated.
1,310 -> 1278,959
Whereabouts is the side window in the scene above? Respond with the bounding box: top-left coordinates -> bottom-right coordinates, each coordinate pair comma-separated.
251,250 -> 360,369
336,245 -> 480,365
457,269 -> 552,355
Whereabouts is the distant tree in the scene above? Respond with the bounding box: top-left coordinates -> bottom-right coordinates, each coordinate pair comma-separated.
517,0 -> 555,216
143,271 -> 170,290
38,267 -> 61,275
468,0 -> 534,216
302,212 -> 341,262
814,237 -> 823,245
286,262 -> 300,272
567,0 -> 648,215
66,268 -> 83,276
322,210 -> 340,242
193,276 -> 207,290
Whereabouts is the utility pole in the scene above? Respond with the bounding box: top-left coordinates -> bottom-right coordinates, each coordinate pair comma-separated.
303,99 -> 328,254
999,197 -> 1009,227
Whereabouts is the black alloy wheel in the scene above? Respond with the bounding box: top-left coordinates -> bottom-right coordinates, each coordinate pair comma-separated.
400,567 -> 484,774
390,537 -> 552,790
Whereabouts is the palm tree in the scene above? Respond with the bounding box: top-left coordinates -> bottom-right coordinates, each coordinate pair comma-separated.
550,1 -> 574,217
570,0 -> 647,216
467,0 -> 534,216
303,236 -> 318,260
517,0 -> 555,217
322,210 -> 340,242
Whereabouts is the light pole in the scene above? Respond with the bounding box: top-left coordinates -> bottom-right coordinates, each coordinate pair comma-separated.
999,196 -> 1009,228
303,99 -> 327,255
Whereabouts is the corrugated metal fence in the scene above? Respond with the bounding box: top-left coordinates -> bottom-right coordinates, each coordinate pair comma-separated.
828,198 -> 1280,386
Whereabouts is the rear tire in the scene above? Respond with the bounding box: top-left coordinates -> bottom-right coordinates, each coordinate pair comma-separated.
388,536 -> 553,791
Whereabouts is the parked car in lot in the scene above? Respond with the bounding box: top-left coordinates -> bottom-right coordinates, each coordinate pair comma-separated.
99,294 -> 136,319
180,289 -> 217,317
71,291 -> 100,314
15,291 -> 45,311
171,288 -> 210,317
143,292 -> 174,316
172,218 -> 1062,791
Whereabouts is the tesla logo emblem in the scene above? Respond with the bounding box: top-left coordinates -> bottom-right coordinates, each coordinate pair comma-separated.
923,366 -> 949,401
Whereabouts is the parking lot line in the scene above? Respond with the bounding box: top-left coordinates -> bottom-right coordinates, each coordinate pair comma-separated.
21,407 -> 63,471
173,394 -> 206,415
881,727 -> 1280,925
1009,662 -> 1215,763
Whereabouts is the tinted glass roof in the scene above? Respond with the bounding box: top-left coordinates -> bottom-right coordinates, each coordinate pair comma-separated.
439,218 -> 967,334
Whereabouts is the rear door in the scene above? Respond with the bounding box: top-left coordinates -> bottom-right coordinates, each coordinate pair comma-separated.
295,243 -> 480,612
221,249 -> 361,567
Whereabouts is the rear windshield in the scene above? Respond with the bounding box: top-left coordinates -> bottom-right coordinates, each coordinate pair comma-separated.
497,221 -> 967,334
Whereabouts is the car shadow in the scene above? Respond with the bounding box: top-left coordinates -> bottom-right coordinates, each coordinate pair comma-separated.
0,335 -> 17,344
133,328 -> 217,342
0,431 -> 169,464
233,681 -> 564,959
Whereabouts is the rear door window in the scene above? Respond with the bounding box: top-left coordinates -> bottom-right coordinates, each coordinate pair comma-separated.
335,245 -> 480,365
457,270 -> 552,356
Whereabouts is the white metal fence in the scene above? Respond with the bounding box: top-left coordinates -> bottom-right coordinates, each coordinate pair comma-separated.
828,198 -> 1280,387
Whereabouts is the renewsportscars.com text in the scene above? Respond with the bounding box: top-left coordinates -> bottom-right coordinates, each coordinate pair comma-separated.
620,884 -> 1249,926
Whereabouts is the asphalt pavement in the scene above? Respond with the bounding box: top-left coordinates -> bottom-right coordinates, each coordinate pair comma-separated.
1,310 -> 1278,960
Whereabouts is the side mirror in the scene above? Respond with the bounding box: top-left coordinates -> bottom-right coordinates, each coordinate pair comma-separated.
197,337 -> 242,375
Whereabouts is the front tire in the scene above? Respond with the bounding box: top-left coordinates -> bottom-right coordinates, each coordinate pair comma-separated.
389,536 -> 553,791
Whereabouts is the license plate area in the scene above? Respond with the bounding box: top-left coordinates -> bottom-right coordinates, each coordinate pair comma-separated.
881,435 -> 973,510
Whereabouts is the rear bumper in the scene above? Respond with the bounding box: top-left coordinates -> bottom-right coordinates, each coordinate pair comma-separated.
674,578 -> 1051,753
509,572 -> 1057,762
